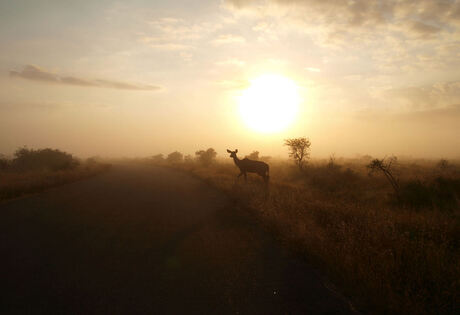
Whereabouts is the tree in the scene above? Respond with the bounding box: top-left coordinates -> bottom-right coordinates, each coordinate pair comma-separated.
195,148 -> 217,166
151,154 -> 164,164
367,157 -> 400,197
166,151 -> 183,163
437,159 -> 450,171
246,151 -> 259,160
284,137 -> 311,170
260,155 -> 271,162
327,154 -> 340,170
0,154 -> 9,170
184,154 -> 194,163
12,147 -> 78,171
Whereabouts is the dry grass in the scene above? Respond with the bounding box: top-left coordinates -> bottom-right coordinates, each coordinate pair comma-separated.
0,162 -> 111,201
168,158 -> 459,315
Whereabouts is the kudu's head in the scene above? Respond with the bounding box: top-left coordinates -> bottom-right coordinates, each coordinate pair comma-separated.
226,149 -> 238,159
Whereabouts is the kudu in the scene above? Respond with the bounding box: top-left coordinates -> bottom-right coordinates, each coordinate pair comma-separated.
227,149 -> 269,183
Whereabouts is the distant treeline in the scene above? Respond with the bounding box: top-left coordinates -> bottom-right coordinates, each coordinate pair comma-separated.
151,148 -> 271,167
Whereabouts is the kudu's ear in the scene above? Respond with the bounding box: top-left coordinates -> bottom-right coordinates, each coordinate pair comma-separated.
235,149 -> 238,153
226,149 -> 232,153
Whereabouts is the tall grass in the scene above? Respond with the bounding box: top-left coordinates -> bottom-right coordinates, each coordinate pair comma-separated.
167,158 -> 459,314
0,160 -> 111,201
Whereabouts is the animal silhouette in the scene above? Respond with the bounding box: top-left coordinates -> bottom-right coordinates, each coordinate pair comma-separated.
227,149 -> 269,183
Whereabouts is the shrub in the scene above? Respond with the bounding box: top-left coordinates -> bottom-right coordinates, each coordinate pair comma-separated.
151,154 -> 165,164
399,177 -> 460,211
245,151 -> 260,160
11,147 -> 79,171
195,148 -> 217,167
166,151 -> 183,163
0,155 -> 9,170
307,164 -> 360,195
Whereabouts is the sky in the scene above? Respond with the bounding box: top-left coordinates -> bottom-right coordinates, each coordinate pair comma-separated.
0,0 -> 459,159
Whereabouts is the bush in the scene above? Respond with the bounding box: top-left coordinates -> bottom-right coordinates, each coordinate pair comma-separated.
166,151 -> 183,164
399,177 -> 460,211
0,155 -> 9,170
195,148 -> 217,167
11,147 -> 79,171
307,164 -> 360,194
151,154 -> 165,164
245,151 -> 259,160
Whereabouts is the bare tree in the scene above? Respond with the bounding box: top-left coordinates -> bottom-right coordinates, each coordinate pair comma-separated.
437,159 -> 450,171
284,137 -> 311,170
327,154 -> 340,170
367,157 -> 400,197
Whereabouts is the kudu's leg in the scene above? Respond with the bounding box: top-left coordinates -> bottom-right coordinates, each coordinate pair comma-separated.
243,172 -> 247,182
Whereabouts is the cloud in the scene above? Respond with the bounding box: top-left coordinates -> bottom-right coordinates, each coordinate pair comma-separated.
382,81 -> 460,110
211,34 -> 246,45
215,79 -> 249,90
356,103 -> 460,124
409,21 -> 442,38
402,103 -> 460,122
10,65 -> 60,83
224,0 -> 460,41
222,0 -> 460,75
141,16 -> 223,55
10,65 -> 161,91
149,43 -> 193,51
216,58 -> 246,67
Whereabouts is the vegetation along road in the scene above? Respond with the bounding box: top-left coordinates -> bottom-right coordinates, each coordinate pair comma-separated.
1,164 -> 356,314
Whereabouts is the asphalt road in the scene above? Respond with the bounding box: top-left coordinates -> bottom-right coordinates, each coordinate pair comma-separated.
1,164 -> 355,314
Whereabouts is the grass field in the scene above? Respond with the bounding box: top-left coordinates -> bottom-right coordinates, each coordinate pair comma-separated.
0,161 -> 111,201
164,157 -> 459,314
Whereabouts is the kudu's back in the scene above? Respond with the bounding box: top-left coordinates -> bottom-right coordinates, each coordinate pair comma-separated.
240,158 -> 269,175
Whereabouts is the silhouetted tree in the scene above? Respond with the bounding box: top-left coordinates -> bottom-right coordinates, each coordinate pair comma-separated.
184,154 -> 194,163
0,154 -> 9,170
12,147 -> 78,171
260,155 -> 271,162
152,154 -> 164,164
246,151 -> 259,160
367,157 -> 400,197
195,148 -> 217,167
284,137 -> 311,170
327,154 -> 340,170
437,159 -> 450,171
166,151 -> 183,163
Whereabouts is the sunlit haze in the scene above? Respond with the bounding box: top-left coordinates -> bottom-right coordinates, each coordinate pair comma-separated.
1,0 -> 459,158
239,74 -> 299,133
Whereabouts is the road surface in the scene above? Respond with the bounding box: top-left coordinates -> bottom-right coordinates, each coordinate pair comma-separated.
1,164 -> 355,314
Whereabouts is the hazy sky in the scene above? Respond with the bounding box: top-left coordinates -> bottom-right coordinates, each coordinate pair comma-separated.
1,0 -> 459,158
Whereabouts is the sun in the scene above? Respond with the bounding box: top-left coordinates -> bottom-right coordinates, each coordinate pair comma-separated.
239,74 -> 300,133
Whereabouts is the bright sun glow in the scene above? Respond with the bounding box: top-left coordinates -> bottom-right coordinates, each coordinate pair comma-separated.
239,74 -> 300,133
